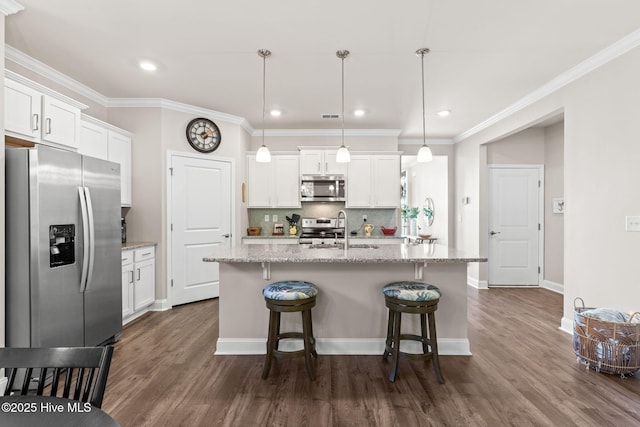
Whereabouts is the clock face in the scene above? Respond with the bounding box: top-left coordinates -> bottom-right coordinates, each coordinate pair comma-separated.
186,118 -> 221,153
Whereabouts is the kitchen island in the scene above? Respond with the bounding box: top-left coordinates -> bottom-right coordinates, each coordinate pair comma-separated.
204,243 -> 486,356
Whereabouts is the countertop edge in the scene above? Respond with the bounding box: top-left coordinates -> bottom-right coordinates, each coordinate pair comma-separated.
122,241 -> 157,250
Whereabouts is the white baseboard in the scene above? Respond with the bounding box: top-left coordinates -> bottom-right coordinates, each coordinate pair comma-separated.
467,276 -> 488,289
151,299 -> 171,311
542,280 -> 564,294
560,316 -> 573,334
215,337 -> 471,356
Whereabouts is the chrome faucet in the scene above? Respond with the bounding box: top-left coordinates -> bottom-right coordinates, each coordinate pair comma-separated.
336,210 -> 348,253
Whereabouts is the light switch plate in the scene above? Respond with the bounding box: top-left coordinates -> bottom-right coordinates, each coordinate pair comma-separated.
272,214 -> 278,222
264,214 -> 270,222
626,216 -> 640,232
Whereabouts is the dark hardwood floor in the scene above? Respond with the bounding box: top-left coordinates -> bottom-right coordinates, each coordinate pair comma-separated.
103,288 -> 640,426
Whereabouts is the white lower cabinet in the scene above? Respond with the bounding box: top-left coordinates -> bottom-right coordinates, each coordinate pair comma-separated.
122,246 -> 156,324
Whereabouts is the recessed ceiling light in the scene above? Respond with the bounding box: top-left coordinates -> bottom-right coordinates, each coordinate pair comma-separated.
270,109 -> 282,117
437,109 -> 451,117
139,61 -> 157,72
354,109 -> 366,117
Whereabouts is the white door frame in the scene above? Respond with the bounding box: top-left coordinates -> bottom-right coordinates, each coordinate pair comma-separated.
166,150 -> 235,307
487,164 -> 545,287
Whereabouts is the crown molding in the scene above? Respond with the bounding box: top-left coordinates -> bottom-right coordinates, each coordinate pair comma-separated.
454,27 -> 640,143
250,129 -> 402,137
398,137 -> 455,145
0,0 -> 23,15
108,98 -> 253,134
81,113 -> 133,137
5,69 -> 88,110
5,44 -> 110,106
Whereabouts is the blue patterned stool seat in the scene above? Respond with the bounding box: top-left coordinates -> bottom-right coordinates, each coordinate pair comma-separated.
263,281 -> 318,300
382,281 -> 441,301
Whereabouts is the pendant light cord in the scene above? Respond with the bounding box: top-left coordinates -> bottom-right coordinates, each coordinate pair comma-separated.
341,54 -> 345,147
421,51 -> 426,147
262,52 -> 266,146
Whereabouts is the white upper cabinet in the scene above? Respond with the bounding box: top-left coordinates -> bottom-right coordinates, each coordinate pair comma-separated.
80,116 -> 133,206
299,149 -> 346,175
247,154 -> 300,208
347,154 -> 400,208
4,72 -> 85,150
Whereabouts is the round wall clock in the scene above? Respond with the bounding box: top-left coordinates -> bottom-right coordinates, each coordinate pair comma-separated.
185,118 -> 221,153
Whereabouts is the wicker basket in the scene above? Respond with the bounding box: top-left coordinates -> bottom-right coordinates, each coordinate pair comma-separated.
573,297 -> 640,377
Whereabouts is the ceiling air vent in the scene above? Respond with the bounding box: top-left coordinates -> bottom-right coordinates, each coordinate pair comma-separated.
321,114 -> 340,119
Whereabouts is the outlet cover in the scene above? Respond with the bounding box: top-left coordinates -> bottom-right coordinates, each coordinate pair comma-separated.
362,215 -> 367,222
264,214 -> 270,222
626,216 -> 640,231
272,214 -> 278,222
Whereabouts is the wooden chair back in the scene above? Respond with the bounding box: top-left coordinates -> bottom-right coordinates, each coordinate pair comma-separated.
0,346 -> 114,408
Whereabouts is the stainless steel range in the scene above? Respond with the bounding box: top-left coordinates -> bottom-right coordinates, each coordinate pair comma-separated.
299,217 -> 345,245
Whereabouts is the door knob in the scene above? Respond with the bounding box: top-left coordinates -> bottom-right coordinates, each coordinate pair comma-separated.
222,233 -> 230,238
489,231 -> 501,236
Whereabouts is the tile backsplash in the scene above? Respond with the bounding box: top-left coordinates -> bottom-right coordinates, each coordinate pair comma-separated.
248,204 -> 398,237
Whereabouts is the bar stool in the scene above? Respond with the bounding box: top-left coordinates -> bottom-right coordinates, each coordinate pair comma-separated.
382,281 -> 444,383
262,280 -> 318,380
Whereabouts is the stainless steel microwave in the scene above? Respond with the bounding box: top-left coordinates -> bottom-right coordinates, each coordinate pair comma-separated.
300,175 -> 346,202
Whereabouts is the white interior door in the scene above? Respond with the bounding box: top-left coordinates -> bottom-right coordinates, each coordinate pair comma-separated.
488,167 -> 541,286
170,154 -> 231,305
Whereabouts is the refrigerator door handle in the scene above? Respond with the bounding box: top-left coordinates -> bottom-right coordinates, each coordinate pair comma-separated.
78,187 -> 90,292
84,187 -> 96,291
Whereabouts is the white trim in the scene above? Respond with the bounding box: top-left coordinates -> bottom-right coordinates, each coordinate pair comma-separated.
487,165 -> 545,287
215,337 -> 471,356
151,299 -> 171,311
398,137 -> 455,145
5,46 -> 106,106
467,276 -> 488,289
5,68 -> 88,110
0,377 -> 7,395
560,317 -> 573,335
165,150 -> 236,308
109,98 -> 252,133
454,28 -> 640,143
251,128 -> 401,138
542,280 -> 564,294
0,0 -> 23,16
123,307 -> 151,326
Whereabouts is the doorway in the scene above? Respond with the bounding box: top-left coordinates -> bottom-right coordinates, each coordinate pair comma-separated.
167,152 -> 233,306
488,165 -> 543,286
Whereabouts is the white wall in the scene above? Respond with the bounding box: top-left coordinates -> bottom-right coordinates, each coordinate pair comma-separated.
544,122 -> 564,286
1,14 -> 6,347
455,45 -> 640,324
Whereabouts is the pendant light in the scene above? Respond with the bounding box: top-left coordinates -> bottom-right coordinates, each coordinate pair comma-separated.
336,50 -> 351,163
256,49 -> 272,163
416,48 -> 433,163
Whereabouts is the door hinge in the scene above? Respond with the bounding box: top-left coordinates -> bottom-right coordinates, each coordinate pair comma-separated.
538,179 -> 541,187
538,266 -> 541,274
171,279 -> 174,288
538,223 -> 541,230
169,167 -> 174,176
171,223 -> 173,232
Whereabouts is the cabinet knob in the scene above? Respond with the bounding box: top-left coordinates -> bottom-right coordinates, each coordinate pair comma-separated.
223,234 -> 230,238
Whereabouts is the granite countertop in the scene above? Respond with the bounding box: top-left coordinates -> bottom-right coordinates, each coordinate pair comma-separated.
203,243 -> 485,264
122,241 -> 157,250
242,235 -> 299,239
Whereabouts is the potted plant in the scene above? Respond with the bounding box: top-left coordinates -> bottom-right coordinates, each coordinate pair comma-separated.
401,205 -> 420,235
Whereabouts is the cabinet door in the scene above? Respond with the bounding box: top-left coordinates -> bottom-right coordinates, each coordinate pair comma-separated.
324,150 -> 348,175
79,120 -> 109,159
42,96 -> 81,149
346,155 -> 373,207
299,150 -> 323,175
272,155 -> 300,207
4,78 -> 42,142
108,132 -> 132,206
374,155 -> 401,207
122,264 -> 134,318
247,155 -> 273,207
134,259 -> 155,311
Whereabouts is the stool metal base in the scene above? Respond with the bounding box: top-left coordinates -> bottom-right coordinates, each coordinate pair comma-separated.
382,296 -> 444,383
262,296 -> 317,380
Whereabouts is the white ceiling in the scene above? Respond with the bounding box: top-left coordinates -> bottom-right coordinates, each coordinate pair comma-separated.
5,0 -> 640,140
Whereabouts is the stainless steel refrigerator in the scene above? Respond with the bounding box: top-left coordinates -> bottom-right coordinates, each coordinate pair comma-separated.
5,144 -> 122,348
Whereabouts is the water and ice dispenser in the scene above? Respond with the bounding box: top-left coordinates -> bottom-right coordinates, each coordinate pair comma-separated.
49,224 -> 75,268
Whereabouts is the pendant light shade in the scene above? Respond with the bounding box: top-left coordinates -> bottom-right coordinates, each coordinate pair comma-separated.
336,50 -> 351,163
416,48 -> 433,163
256,49 -> 272,163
